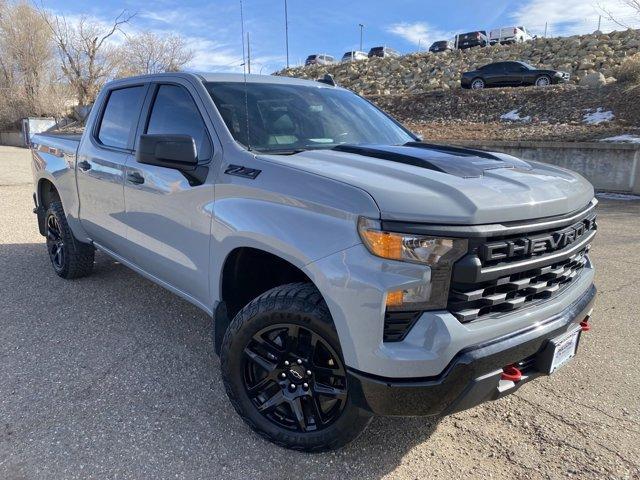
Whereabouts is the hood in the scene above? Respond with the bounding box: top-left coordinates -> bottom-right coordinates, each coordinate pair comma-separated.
258,143 -> 594,225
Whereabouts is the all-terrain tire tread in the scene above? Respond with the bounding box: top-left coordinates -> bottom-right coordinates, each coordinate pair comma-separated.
47,201 -> 95,279
220,282 -> 370,452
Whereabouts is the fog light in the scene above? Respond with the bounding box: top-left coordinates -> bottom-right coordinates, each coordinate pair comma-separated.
385,284 -> 432,310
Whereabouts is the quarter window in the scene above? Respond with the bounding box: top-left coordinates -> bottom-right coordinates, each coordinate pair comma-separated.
146,84 -> 212,161
97,86 -> 146,149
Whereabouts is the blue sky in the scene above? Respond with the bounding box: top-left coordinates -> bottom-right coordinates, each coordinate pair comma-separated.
42,0 -> 640,73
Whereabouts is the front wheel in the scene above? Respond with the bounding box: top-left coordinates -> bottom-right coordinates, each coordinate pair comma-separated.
220,283 -> 371,451
535,75 -> 551,87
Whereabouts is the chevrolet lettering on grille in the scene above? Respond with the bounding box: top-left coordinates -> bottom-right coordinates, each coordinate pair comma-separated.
479,216 -> 597,264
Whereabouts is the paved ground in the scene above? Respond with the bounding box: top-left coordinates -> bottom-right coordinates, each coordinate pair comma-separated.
0,146 -> 638,480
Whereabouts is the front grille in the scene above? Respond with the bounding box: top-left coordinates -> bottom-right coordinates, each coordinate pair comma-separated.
448,247 -> 589,322
383,311 -> 421,342
444,201 -> 597,323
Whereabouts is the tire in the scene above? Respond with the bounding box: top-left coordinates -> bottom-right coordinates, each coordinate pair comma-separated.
471,78 -> 485,90
45,201 -> 95,279
220,282 -> 372,451
535,75 -> 551,87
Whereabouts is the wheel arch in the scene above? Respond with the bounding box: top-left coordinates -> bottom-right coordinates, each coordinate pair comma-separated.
38,177 -> 61,209
214,246 -> 329,354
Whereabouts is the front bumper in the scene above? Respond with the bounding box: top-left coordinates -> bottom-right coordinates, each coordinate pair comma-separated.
347,283 -> 596,416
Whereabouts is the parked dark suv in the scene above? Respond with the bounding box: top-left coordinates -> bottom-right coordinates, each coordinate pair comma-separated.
368,46 -> 401,58
455,31 -> 488,49
461,61 -> 571,89
429,40 -> 453,53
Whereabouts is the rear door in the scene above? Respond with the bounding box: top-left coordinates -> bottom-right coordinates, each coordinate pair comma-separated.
122,80 -> 217,307
76,84 -> 148,252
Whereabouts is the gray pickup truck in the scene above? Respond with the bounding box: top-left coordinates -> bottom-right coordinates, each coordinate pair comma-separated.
31,72 -> 597,451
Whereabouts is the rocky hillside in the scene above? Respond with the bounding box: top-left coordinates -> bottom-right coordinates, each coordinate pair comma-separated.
278,29 -> 640,95
375,83 -> 640,143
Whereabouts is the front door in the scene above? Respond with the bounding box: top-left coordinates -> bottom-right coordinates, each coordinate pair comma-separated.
122,82 -> 216,308
76,84 -> 147,253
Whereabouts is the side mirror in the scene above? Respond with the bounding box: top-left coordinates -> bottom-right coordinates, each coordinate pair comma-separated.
137,134 -> 198,170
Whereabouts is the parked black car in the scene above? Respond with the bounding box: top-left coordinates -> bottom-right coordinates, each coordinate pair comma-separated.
455,31 -> 488,49
368,46 -> 401,58
429,40 -> 453,53
461,61 -> 571,89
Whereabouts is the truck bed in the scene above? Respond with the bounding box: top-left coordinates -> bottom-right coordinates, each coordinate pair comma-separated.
31,132 -> 81,157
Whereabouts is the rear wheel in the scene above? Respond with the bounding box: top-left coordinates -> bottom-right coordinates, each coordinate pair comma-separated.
471,78 -> 486,90
45,201 -> 95,279
220,282 -> 371,451
535,75 -> 551,87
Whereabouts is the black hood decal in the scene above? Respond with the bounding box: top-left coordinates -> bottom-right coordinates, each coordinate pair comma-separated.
333,142 -> 531,178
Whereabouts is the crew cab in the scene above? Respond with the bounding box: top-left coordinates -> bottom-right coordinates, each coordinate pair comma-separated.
31,73 -> 597,451
489,26 -> 533,44
455,31 -> 489,49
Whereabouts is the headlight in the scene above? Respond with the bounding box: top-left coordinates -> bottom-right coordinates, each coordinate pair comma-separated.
358,217 -> 467,310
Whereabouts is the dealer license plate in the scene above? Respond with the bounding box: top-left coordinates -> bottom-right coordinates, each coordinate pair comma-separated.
549,330 -> 580,374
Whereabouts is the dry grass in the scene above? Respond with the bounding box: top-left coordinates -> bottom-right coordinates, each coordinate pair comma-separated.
614,53 -> 640,85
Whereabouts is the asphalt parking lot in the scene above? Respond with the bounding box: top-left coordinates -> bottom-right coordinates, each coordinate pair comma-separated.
1,145 -> 639,480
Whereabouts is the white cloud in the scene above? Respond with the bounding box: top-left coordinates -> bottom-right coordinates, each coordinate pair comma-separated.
511,0 -> 640,36
386,22 -> 452,48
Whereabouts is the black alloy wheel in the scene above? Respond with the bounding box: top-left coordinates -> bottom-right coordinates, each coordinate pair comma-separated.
220,282 -> 371,451
43,201 -> 95,279
242,323 -> 348,433
46,213 -> 65,271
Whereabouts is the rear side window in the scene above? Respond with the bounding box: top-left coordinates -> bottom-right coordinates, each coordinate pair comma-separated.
146,84 -> 212,161
97,86 -> 145,149
481,63 -> 503,73
505,62 -> 525,72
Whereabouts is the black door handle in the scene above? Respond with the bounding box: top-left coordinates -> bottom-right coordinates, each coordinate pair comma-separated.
127,172 -> 145,185
78,160 -> 92,171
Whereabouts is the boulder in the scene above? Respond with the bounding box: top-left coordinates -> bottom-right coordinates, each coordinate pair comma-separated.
579,72 -> 606,87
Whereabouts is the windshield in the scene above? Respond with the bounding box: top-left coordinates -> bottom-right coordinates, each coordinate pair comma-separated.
205,81 -> 414,153
518,62 -> 536,70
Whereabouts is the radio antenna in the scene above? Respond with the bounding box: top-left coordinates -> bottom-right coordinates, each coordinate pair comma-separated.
239,0 -> 252,151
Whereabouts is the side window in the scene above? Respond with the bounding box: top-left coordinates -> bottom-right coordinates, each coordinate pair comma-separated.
97,86 -> 145,149
146,84 -> 212,161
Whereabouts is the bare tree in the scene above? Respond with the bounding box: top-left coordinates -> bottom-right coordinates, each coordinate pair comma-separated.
117,31 -> 194,77
0,1 -> 69,128
40,8 -> 135,106
597,1 -> 640,29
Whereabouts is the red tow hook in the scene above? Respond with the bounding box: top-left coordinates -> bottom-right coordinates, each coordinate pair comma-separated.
501,365 -> 522,382
580,316 -> 591,332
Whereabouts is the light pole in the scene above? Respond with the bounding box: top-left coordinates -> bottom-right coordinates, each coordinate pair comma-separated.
359,23 -> 364,52
284,0 -> 290,68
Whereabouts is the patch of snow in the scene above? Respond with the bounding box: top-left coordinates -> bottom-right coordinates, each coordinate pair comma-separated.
582,108 -> 614,125
599,134 -> 640,144
500,109 -> 531,122
596,192 -> 640,201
